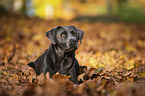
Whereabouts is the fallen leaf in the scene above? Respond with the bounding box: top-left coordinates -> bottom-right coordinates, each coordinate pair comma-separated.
37,73 -> 45,85
122,71 -> 132,77
52,73 -> 71,80
94,67 -> 104,74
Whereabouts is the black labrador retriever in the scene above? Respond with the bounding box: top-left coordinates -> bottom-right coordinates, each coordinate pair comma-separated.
27,25 -> 84,84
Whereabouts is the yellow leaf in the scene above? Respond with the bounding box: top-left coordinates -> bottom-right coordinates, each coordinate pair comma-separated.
32,34 -> 43,41
89,57 -> 99,68
120,55 -> 126,60
124,59 -> 135,70
95,51 -> 101,57
6,36 -> 12,42
125,44 -> 137,52
139,72 -> 145,78
126,78 -> 134,82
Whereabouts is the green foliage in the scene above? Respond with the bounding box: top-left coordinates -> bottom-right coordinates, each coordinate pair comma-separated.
116,2 -> 145,23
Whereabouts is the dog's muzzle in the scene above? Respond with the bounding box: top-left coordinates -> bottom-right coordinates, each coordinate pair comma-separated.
70,39 -> 77,44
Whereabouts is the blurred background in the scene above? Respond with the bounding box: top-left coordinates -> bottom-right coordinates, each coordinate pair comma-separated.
0,1 -> 145,95
0,0 -> 145,23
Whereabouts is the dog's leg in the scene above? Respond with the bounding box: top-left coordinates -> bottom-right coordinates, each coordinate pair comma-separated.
69,69 -> 78,84
70,74 -> 78,84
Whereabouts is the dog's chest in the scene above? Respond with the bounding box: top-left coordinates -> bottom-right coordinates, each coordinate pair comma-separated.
55,57 -> 73,73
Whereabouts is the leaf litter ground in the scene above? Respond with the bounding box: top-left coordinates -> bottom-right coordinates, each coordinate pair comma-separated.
0,16 -> 145,96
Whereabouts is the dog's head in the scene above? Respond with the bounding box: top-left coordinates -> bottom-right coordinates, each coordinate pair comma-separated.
46,25 -> 84,53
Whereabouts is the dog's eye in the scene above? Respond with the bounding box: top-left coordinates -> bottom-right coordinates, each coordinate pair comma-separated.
71,31 -> 77,36
61,33 -> 66,37
74,33 -> 77,36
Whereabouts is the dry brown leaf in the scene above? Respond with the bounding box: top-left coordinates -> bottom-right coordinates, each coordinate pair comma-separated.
52,73 -> 71,80
37,73 -> 45,85
122,71 -> 132,77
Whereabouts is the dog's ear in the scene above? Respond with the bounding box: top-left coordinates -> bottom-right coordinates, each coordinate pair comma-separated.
46,26 -> 62,45
76,28 -> 85,43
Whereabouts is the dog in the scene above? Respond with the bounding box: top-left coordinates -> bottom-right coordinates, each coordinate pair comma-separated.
27,25 -> 84,84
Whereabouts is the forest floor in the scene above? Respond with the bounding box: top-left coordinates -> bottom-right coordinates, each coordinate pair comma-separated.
0,16 -> 145,96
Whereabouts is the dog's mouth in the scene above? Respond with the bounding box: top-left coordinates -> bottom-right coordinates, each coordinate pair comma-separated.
64,47 -> 77,53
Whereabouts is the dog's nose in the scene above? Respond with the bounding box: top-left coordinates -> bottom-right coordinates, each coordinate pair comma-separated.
70,39 -> 76,43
